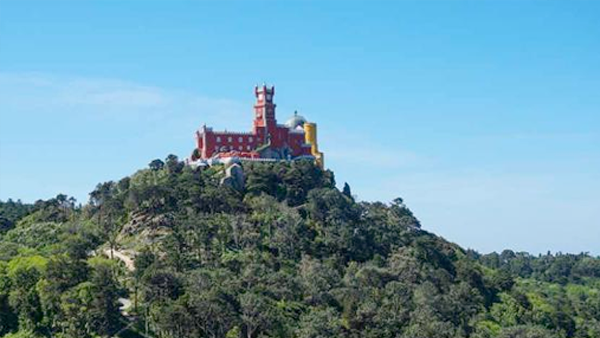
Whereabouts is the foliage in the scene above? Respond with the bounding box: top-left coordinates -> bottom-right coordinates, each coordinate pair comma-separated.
1,157 -> 598,338
0,200 -> 34,234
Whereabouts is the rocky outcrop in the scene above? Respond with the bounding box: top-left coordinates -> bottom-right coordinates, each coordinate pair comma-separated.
117,211 -> 172,245
220,163 -> 245,191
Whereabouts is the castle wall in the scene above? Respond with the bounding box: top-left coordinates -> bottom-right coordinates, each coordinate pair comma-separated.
192,86 -> 315,161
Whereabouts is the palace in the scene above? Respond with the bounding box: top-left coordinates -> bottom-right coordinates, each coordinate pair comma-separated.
190,85 -> 324,167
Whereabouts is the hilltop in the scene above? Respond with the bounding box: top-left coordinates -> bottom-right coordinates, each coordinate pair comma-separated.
1,156 -> 599,338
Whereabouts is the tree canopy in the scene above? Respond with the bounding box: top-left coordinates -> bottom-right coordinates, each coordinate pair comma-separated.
0,157 -> 598,338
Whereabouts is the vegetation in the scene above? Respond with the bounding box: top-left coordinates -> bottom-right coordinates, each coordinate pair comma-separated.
0,156 -> 598,338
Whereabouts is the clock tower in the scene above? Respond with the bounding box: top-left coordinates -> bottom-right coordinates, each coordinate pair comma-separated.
253,85 -> 277,136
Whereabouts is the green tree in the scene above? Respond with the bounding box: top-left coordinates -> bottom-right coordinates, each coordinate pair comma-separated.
7,256 -> 46,331
58,282 -> 94,338
148,159 -> 165,171
165,154 -> 183,174
295,307 -> 343,338
0,261 -> 18,335
497,325 -> 562,338
240,291 -> 276,338
342,182 -> 352,200
88,263 -> 122,336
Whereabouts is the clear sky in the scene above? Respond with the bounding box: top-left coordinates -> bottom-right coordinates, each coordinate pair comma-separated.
0,0 -> 598,255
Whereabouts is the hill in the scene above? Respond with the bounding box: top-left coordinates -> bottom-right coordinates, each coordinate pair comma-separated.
1,156 -> 599,338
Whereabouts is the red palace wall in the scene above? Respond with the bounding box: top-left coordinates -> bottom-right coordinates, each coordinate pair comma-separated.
192,85 -> 313,161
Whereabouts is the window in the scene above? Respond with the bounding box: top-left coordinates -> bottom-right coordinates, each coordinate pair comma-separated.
216,136 -> 221,142
228,137 -> 232,143
246,145 -> 251,150
238,137 -> 243,142
249,137 -> 253,142
238,146 -> 243,151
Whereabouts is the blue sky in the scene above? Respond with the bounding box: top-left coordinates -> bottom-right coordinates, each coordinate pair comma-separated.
0,0 -> 598,255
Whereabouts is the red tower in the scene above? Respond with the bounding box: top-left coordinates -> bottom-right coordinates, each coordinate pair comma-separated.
253,85 -> 277,144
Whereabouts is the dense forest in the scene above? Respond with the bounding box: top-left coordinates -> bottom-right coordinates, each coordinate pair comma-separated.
1,157 -> 599,338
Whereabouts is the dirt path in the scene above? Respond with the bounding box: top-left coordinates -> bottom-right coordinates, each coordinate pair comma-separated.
118,297 -> 132,316
104,248 -> 135,271
103,248 -> 136,322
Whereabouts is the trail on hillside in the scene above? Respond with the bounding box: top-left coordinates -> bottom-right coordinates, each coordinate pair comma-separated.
103,248 -> 136,319
104,248 -> 136,271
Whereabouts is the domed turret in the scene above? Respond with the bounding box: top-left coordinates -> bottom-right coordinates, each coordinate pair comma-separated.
285,111 -> 307,129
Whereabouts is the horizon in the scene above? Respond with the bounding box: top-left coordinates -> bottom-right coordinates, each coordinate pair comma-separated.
1,1 -> 599,256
